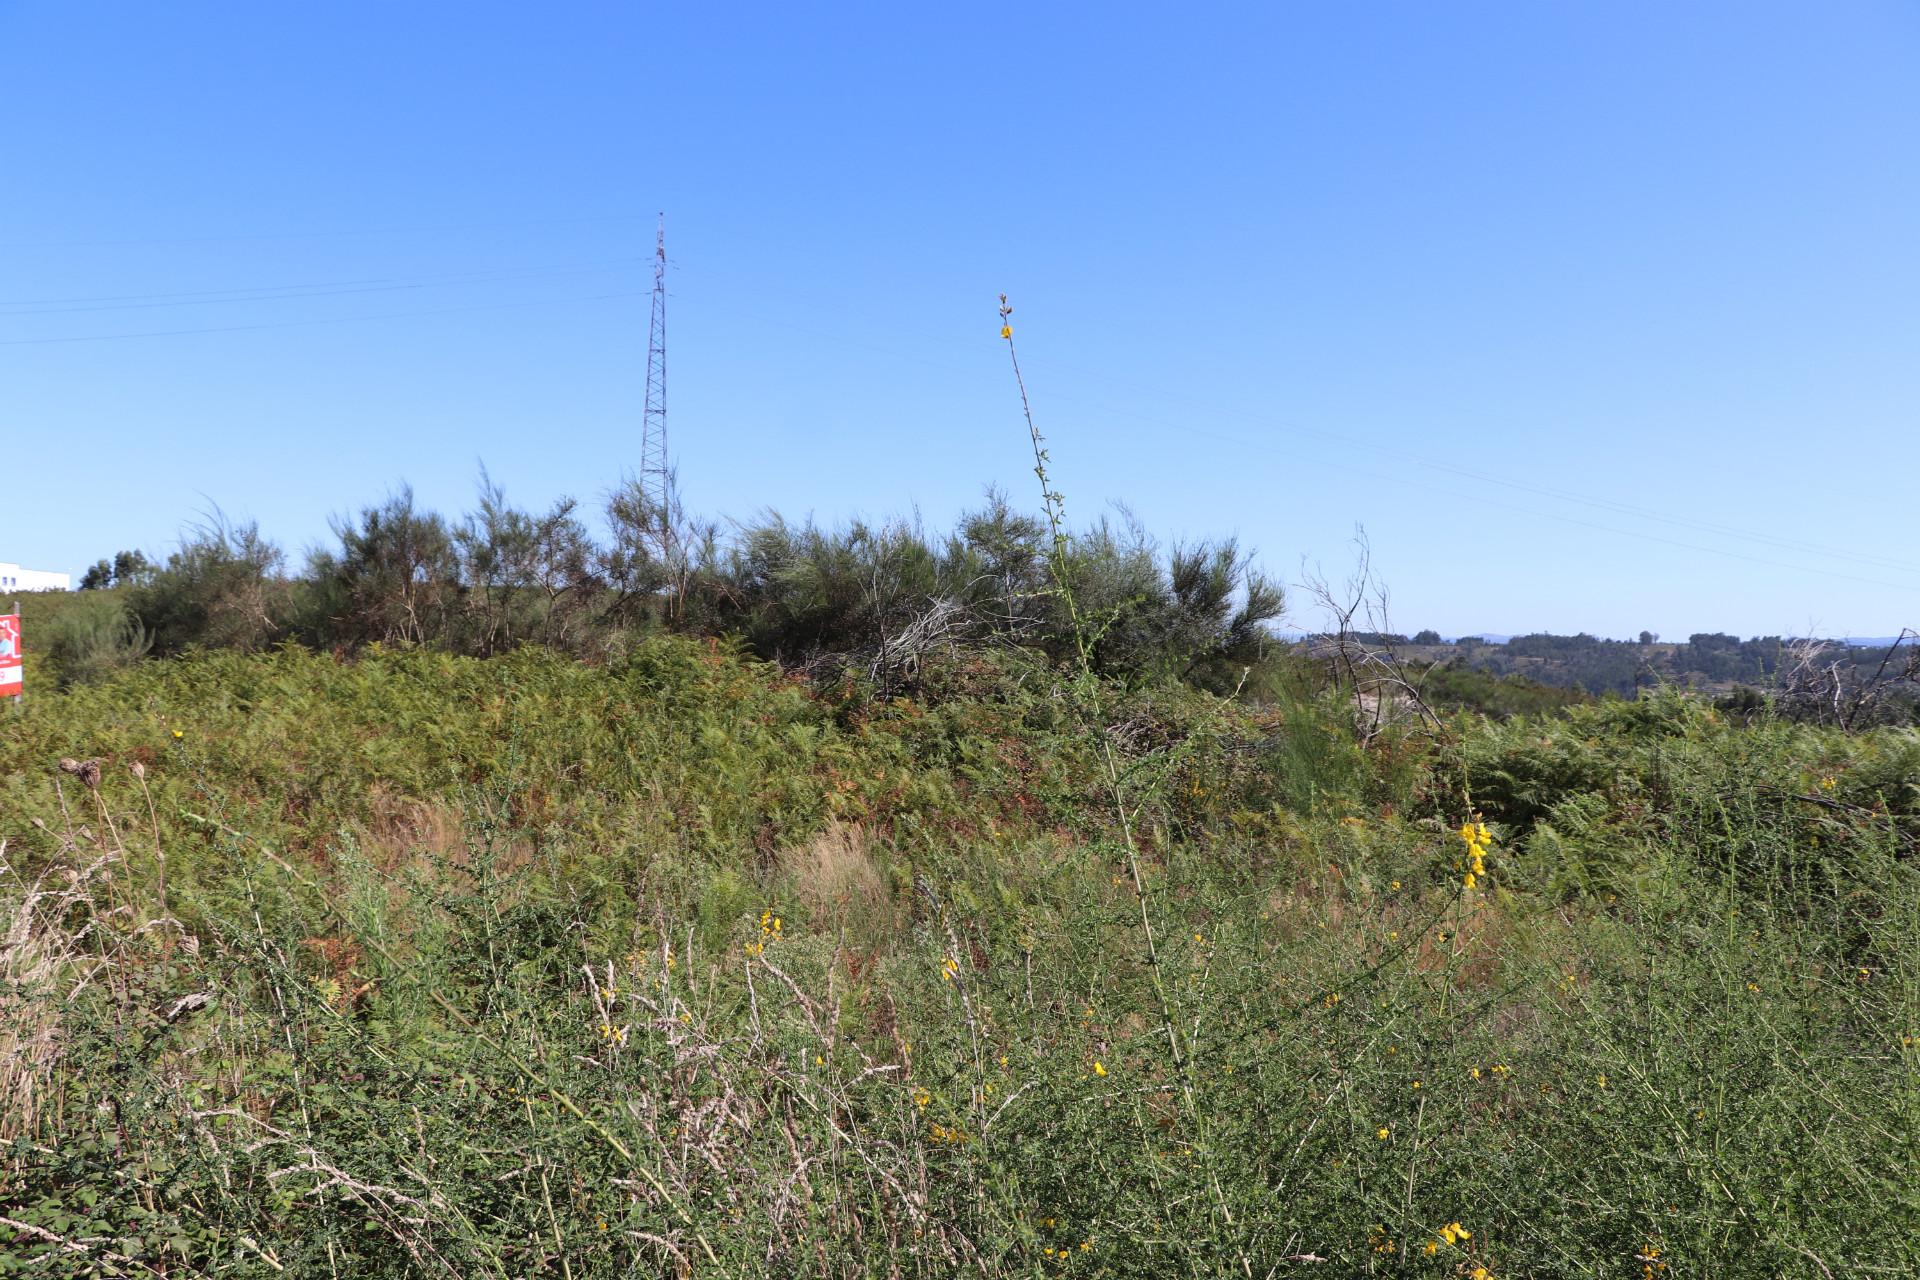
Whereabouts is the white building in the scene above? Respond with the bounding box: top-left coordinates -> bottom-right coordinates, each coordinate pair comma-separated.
0,562 -> 71,593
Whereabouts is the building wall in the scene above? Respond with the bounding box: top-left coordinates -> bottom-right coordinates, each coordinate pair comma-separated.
0,562 -> 72,593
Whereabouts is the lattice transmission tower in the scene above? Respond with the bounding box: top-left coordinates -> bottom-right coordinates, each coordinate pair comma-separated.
639,215 -> 672,550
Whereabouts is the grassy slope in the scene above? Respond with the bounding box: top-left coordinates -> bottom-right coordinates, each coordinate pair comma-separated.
2,640 -> 1916,1277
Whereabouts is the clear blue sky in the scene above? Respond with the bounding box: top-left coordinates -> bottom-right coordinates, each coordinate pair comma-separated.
5,2 -> 1917,639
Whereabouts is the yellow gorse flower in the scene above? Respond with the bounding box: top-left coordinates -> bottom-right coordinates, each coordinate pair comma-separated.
1458,820 -> 1492,888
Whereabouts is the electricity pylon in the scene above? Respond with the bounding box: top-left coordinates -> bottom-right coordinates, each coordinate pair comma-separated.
640,215 -> 671,553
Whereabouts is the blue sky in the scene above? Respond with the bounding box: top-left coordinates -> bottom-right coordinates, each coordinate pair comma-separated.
4,2 -> 1917,638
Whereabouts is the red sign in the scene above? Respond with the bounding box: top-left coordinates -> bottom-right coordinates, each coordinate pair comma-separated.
0,614 -> 20,697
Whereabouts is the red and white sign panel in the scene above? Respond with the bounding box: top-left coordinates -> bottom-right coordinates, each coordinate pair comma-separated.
0,615 -> 21,697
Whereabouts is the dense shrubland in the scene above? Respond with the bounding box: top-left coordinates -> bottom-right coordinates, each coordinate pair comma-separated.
2,633 -> 1915,1277
40,481 -> 1278,700
7,382 -> 1915,1272
38,470 -> 1915,727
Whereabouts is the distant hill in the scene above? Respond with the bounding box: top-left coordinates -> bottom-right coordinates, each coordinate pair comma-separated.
1310,631 -> 1915,705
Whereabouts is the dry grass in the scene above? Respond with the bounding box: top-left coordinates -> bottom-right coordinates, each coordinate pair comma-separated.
0,841 -> 117,1140
355,785 -> 468,873
780,820 -> 888,930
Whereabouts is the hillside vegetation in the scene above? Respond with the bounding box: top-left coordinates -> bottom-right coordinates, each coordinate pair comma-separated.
1376,631 -> 1920,714
3,638 -> 1916,1277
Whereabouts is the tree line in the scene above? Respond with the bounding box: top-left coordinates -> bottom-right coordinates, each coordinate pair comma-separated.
55,478 -> 1282,695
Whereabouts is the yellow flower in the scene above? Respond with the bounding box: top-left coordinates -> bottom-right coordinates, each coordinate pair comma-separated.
1470,1268 -> 1492,1280
171,729 -> 184,739
1093,1061 -> 1107,1077
1376,1126 -> 1390,1140
1596,1073 -> 1608,1090
1470,1067 -> 1482,1080
1001,326 -> 1013,339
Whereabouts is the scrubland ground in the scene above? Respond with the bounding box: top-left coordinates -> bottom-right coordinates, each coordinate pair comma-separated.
2,640 -> 1916,1277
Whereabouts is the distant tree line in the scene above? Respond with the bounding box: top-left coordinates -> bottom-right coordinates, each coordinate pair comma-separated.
1386,629 -> 1915,721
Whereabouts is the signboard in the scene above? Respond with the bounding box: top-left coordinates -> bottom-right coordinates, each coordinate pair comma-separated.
0,614 -> 20,699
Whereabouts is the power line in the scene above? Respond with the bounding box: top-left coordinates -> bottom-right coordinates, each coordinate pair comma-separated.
0,257 -> 645,313
0,212 -> 653,251
1010,353 -> 1920,580
1175,421 -> 1920,597
0,290 -> 647,347
652,278 -> 1920,584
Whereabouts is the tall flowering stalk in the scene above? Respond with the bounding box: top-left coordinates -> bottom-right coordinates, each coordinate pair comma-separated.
999,296 -> 1246,1269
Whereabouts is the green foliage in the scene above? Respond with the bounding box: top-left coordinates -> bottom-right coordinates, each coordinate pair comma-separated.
1418,660 -> 1593,719
17,590 -> 151,689
128,513 -> 288,655
71,480 -> 1286,701
2,646 -> 1916,1277
1413,630 -> 1918,716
